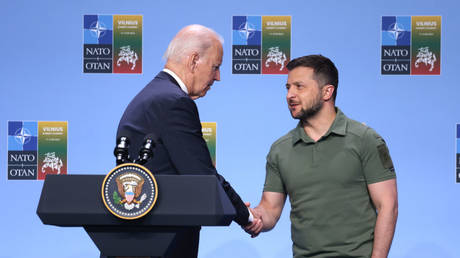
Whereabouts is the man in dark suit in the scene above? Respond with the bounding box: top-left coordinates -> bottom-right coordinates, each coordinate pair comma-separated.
117,25 -> 254,257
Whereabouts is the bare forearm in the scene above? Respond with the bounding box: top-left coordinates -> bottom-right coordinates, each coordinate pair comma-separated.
371,206 -> 398,258
254,205 -> 278,232
244,192 -> 285,237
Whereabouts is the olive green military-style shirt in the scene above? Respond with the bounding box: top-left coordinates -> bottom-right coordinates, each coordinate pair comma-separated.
264,108 -> 396,258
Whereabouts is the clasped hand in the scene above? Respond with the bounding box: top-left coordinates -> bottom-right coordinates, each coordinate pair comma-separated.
243,202 -> 263,238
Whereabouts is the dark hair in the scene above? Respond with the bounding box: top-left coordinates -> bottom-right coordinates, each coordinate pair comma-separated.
286,55 -> 339,101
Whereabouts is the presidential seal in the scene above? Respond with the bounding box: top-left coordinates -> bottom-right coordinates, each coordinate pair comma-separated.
102,163 -> 158,220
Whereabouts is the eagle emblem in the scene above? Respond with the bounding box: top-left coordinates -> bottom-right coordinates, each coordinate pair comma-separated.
102,163 -> 158,220
115,173 -> 147,210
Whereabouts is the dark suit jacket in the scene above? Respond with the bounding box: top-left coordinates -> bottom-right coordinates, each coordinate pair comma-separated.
117,71 -> 250,226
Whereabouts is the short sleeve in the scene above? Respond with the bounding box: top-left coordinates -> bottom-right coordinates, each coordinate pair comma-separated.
263,146 -> 287,193
361,128 -> 396,184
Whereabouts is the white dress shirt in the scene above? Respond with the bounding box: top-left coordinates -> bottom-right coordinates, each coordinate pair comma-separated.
162,68 -> 189,94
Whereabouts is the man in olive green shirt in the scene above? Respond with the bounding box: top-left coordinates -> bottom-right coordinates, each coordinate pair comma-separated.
245,55 -> 398,258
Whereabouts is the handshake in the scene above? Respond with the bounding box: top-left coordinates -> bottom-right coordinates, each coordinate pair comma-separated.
239,193 -> 285,238
243,202 -> 264,238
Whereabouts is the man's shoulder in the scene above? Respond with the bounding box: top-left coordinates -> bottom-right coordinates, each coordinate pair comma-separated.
147,73 -> 187,98
270,127 -> 297,151
345,116 -> 372,138
130,73 -> 188,106
120,72 -> 192,122
345,116 -> 384,143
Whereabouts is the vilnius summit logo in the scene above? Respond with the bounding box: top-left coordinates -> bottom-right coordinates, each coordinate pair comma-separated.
83,15 -> 143,74
232,16 -> 291,74
381,16 -> 441,75
7,121 -> 67,180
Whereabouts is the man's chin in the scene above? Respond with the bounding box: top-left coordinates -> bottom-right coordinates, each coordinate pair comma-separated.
290,111 -> 302,120
203,87 -> 211,96
198,92 -> 208,99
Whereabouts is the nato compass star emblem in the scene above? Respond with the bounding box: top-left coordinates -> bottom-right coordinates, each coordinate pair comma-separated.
387,22 -> 405,40
89,20 -> 108,39
14,127 -> 32,146
238,22 -> 256,40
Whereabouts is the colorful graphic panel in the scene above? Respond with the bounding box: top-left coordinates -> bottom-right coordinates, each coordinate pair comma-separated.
261,16 -> 291,74
113,15 -> 142,74
7,121 -> 67,180
381,16 -> 441,75
202,122 -> 217,167
37,122 -> 68,180
232,15 -> 291,74
83,14 -> 142,74
411,16 -> 441,75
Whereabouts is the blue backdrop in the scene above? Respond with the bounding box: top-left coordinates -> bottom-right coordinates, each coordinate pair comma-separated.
1,0 -> 459,257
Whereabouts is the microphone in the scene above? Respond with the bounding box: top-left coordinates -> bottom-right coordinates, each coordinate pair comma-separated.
135,133 -> 158,165
114,136 -> 132,165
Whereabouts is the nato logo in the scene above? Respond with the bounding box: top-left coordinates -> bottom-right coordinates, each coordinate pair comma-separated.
233,16 -> 261,45
8,121 -> 38,180
84,15 -> 113,73
382,16 -> 411,46
381,16 -> 411,74
8,121 -> 37,151
84,15 -> 113,44
232,16 -> 262,74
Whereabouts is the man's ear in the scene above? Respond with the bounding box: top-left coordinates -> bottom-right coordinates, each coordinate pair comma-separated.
187,52 -> 200,73
322,85 -> 335,101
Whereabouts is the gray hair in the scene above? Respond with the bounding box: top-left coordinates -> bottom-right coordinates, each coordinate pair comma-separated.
163,25 -> 224,62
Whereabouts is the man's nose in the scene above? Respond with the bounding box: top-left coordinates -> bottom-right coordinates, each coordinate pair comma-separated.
214,70 -> 221,81
287,87 -> 296,99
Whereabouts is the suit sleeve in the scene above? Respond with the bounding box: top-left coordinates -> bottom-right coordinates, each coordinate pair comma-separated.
160,96 -> 250,226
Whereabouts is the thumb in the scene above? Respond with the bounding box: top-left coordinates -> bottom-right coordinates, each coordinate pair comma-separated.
245,202 -> 251,207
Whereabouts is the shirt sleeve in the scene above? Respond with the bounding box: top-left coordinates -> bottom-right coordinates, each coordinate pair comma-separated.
361,127 -> 397,184
263,145 -> 286,193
